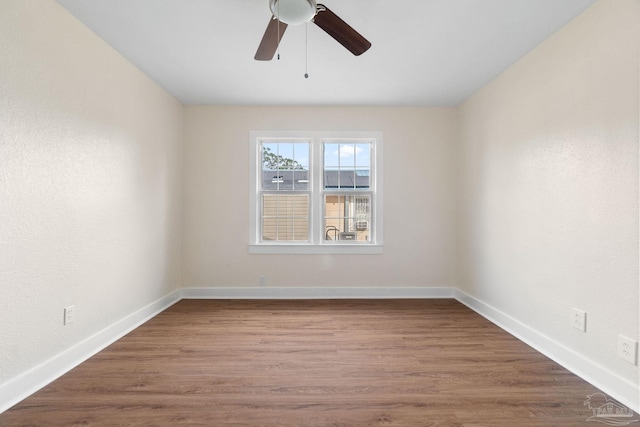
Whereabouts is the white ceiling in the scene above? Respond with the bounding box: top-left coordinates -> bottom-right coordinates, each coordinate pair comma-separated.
56,0 -> 596,106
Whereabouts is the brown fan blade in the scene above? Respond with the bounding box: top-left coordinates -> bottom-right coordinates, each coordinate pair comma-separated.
313,4 -> 371,56
255,16 -> 288,61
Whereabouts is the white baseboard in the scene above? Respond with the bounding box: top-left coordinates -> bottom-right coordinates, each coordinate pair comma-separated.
179,286 -> 455,300
2,286 -> 637,415
0,290 -> 182,414
454,289 -> 639,413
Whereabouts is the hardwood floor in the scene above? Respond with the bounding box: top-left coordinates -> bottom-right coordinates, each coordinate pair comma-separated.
2,299 -> 634,426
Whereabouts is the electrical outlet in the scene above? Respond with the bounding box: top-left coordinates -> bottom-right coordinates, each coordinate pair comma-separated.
259,275 -> 266,286
571,308 -> 586,332
64,305 -> 75,325
618,335 -> 638,365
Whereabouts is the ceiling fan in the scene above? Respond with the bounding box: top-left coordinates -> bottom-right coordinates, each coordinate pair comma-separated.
255,0 -> 371,61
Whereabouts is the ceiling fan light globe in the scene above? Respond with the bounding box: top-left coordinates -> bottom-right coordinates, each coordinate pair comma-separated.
269,0 -> 317,26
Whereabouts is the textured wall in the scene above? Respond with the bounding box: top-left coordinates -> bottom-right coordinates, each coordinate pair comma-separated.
457,0 -> 638,392
0,1 -> 183,384
183,106 -> 457,288
3,0 -> 637,412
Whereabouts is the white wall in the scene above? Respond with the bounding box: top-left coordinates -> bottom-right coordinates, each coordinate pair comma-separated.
183,106 -> 457,289
457,0 -> 638,401
0,0 -> 183,389
2,0 -> 637,415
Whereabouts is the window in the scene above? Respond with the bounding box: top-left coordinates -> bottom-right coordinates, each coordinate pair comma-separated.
249,131 -> 383,254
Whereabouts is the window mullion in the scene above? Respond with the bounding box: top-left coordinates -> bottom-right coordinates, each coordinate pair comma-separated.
312,138 -> 323,245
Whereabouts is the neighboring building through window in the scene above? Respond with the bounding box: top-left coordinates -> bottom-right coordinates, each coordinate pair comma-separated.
249,131 -> 383,254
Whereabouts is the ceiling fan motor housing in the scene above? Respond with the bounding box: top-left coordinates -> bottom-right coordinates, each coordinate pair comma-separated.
269,0 -> 317,25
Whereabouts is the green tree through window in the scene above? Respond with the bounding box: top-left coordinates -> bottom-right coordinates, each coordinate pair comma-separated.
262,146 -> 304,170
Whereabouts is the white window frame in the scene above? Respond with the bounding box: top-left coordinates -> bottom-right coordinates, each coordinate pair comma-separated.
249,131 -> 383,254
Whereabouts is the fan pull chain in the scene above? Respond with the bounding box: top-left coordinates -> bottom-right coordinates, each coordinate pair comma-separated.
276,1 -> 281,60
304,22 -> 309,78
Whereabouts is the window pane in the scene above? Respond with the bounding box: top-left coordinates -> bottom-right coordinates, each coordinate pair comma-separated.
324,194 -> 370,241
262,142 -> 279,169
292,143 -> 309,191
323,142 -> 371,190
324,143 -> 340,169
262,142 -> 309,191
339,144 -> 356,170
355,143 -> 370,168
355,143 -> 371,188
277,143 -> 295,169
262,194 -> 309,241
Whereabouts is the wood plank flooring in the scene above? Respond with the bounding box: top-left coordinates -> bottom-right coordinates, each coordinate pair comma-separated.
2,299 -> 635,426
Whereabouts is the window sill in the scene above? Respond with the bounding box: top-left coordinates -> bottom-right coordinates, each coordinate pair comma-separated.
249,244 -> 384,255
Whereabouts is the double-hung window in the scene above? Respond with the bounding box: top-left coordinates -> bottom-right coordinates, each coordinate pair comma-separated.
249,131 -> 383,254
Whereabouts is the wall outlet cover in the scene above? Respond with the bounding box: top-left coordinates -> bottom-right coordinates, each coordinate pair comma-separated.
64,306 -> 75,325
618,335 -> 638,365
571,308 -> 586,332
